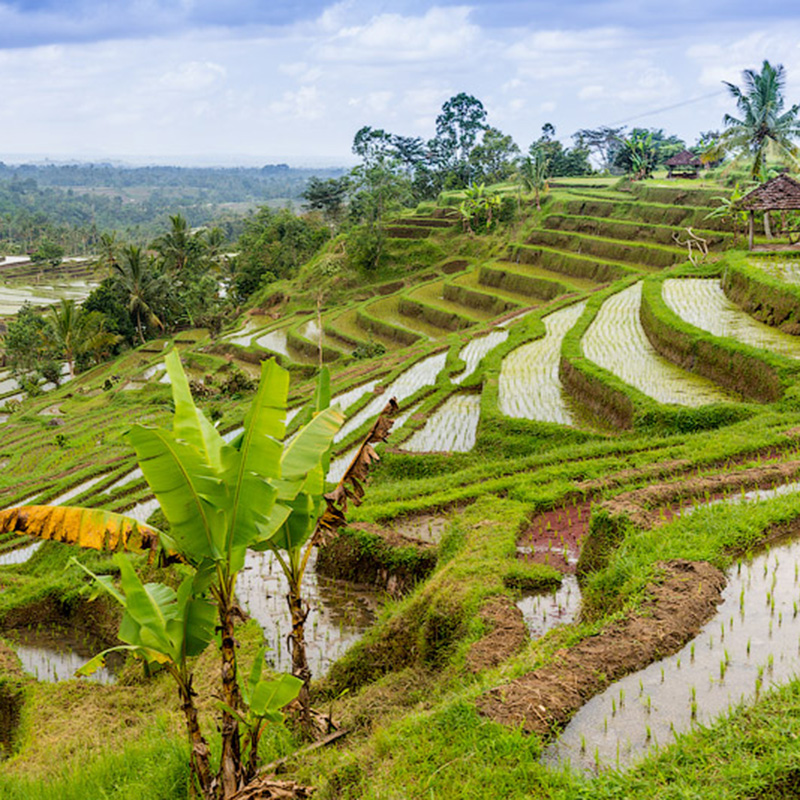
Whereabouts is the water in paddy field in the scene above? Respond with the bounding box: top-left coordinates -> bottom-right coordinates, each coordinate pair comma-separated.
516,575 -> 582,640
499,302 -> 586,424
0,541 -> 42,566
235,549 -> 383,676
453,330 -> 509,384
8,625 -> 123,684
401,394 -> 480,452
255,329 -> 291,357
544,535 -> 800,774
748,257 -> 800,286
335,351 -> 448,442
332,380 -> 379,414
663,278 -> 800,360
583,283 -> 735,406
48,475 -> 107,506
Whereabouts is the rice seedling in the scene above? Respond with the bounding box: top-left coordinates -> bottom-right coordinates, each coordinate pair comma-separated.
498,301 -> 586,423
582,282 -> 733,406
663,277 -> 800,360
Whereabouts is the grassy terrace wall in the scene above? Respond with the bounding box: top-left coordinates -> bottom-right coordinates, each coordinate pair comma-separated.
398,295 -> 475,332
561,197 -> 730,232
543,213 -> 731,248
630,183 -> 728,208
526,228 -> 680,268
356,305 -> 422,346
479,262 -> 569,301
510,244 -> 634,283
560,280 -> 755,432
639,270 -> 799,404
721,252 -> 800,335
442,282 -> 520,316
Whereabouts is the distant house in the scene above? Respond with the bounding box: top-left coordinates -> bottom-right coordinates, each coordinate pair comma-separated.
738,174 -> 800,249
665,150 -> 703,179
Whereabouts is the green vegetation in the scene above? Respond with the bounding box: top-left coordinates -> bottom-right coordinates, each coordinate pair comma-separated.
9,78 -> 800,800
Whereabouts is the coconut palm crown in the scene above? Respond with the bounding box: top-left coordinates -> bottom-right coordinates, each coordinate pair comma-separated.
721,60 -> 800,180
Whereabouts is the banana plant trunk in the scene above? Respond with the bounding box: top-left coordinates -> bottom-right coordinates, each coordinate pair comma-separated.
177,678 -> 214,799
219,598 -> 243,797
287,583 -> 313,736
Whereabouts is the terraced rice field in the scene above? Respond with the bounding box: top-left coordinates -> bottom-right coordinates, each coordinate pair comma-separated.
546,533 -> 800,773
747,257 -> 800,285
401,394 -> 481,452
663,278 -> 800,360
366,295 -> 448,340
498,302 -> 586,424
454,329 -> 509,384
0,279 -> 97,316
583,283 -> 735,406
335,351 -> 448,442
407,280 -> 491,322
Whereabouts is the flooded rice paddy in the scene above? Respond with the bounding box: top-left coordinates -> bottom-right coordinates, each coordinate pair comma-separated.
663,278 -> 800,360
0,541 -> 42,566
545,533 -> 800,774
401,394 -> 480,452
499,302 -> 586,424
583,283 -> 735,406
453,330 -> 509,384
748,257 -> 800,286
7,626 -> 121,684
516,575 -> 581,640
235,549 -> 382,676
335,352 -> 447,442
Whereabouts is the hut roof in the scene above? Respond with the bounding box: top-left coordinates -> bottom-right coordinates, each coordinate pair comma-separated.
739,174 -> 800,211
665,149 -> 702,167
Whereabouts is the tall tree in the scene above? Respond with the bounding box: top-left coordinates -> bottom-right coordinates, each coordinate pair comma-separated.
720,60 -> 800,180
573,126 -> 626,172
469,127 -> 520,184
434,93 -> 488,185
46,299 -> 119,378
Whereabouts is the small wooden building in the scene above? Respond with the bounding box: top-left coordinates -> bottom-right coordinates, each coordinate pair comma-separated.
665,150 -> 703,179
738,174 -> 800,249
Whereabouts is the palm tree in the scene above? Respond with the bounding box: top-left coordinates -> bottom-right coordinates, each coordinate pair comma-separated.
47,299 -> 120,377
154,213 -> 203,273
113,245 -> 168,345
518,148 -> 549,210
720,60 -> 800,180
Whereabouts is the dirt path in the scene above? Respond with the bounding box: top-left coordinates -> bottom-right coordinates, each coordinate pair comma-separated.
466,596 -> 528,673
476,560 -> 725,736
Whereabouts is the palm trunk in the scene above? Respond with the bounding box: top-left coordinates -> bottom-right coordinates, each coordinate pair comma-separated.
219,600 -> 243,798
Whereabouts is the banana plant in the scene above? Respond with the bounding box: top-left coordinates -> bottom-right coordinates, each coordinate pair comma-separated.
0,349 -> 343,799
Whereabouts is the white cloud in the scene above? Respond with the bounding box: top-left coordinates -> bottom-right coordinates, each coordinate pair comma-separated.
318,6 -> 480,64
269,86 -> 324,121
160,61 -> 227,91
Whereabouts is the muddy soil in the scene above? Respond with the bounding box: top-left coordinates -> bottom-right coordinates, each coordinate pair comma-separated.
601,460 -> 800,529
476,560 -> 725,736
466,595 -> 528,673
517,501 -> 592,574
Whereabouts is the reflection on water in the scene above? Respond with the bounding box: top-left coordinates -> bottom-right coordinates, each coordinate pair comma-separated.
7,626 -> 122,684
544,535 -> 800,774
236,549 -> 382,676
516,575 -> 581,640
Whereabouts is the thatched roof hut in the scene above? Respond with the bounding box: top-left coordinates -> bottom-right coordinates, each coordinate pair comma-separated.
665,150 -> 702,178
738,174 -> 800,248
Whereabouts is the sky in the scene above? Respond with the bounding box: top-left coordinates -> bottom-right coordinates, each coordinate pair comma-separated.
2,0 -> 800,167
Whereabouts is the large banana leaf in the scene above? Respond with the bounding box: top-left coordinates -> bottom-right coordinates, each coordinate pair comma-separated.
274,407 -> 343,501
165,350 -> 224,472
225,359 -> 288,562
0,505 -> 160,553
126,426 -> 228,563
77,554 -> 215,670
